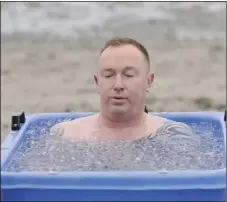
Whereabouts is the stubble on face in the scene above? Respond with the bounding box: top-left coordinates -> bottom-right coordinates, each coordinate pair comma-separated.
96,44 -> 152,117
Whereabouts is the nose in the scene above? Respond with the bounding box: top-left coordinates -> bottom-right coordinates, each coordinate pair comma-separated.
114,75 -> 124,92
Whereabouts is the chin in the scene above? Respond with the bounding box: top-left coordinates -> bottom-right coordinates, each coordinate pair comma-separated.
110,106 -> 128,115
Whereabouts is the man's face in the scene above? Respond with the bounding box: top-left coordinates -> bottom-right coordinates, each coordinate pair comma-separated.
95,44 -> 154,116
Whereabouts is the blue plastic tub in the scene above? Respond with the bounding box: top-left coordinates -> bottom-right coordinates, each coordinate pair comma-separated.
1,112 -> 226,201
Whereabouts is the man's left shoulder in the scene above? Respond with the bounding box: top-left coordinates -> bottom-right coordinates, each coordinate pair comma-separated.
155,120 -> 197,136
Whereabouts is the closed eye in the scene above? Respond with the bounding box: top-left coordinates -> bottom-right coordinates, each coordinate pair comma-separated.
104,75 -> 113,78
125,74 -> 134,77
124,72 -> 135,77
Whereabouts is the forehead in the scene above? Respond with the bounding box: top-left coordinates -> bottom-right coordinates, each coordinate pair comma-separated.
98,44 -> 148,71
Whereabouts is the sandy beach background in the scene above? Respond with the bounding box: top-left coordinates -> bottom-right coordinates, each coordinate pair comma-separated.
1,2 -> 226,140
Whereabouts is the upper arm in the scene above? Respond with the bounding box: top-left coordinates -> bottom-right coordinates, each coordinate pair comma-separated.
153,121 -> 201,151
154,121 -> 197,138
49,120 -> 87,139
49,123 -> 65,137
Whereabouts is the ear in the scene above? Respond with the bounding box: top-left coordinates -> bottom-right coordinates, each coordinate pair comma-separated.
146,72 -> 154,92
94,74 -> 100,93
94,74 -> 98,86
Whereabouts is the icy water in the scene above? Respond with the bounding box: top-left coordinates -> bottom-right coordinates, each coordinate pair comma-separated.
4,118 -> 225,172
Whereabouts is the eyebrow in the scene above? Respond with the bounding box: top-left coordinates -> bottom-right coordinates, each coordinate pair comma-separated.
102,66 -> 136,72
123,66 -> 137,71
102,68 -> 115,72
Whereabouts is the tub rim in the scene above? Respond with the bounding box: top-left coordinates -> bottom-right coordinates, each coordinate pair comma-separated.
1,111 -> 226,190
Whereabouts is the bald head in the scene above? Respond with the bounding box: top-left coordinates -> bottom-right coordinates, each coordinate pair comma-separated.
99,44 -> 149,75
99,37 -> 150,72
95,37 -> 154,118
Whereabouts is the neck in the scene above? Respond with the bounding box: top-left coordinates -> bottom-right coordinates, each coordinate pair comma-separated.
99,111 -> 146,129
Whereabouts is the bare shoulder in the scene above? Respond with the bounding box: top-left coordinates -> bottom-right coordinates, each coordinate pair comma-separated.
153,120 -> 196,137
143,113 -> 197,139
49,122 -> 66,137
146,114 -> 168,123
49,114 -> 98,138
145,114 -> 168,130
68,114 -> 98,126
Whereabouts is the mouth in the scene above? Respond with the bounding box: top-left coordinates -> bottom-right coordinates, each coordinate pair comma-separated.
112,96 -> 127,100
110,97 -> 127,105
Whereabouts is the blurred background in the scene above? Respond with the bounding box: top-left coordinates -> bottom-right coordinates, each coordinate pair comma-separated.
1,2 -> 226,139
